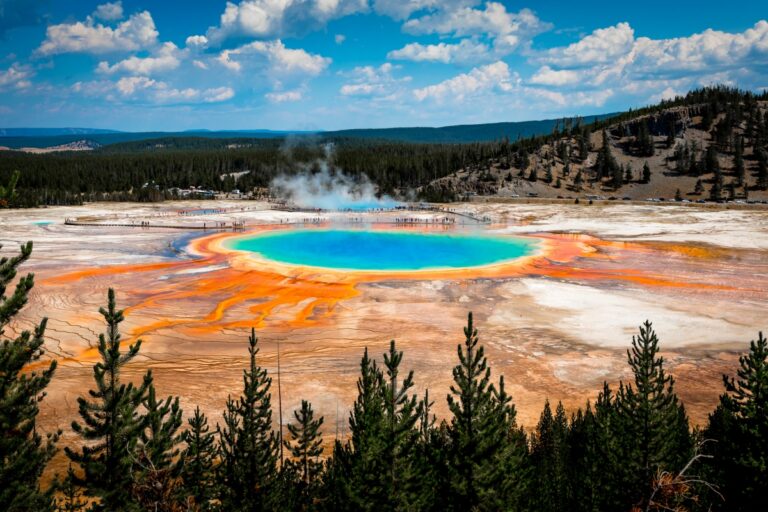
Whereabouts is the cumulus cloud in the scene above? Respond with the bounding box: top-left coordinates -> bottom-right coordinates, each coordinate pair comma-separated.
200,0 -> 368,45
73,76 -> 234,104
185,35 -> 209,49
385,3 -> 550,63
530,20 -> 768,96
529,65 -> 580,86
36,10 -> 158,55
93,2 -> 124,22
403,3 -> 550,41
217,39 -> 330,77
535,22 -> 635,67
335,34 -> 346,44
97,42 -> 183,75
339,63 -> 411,98
414,60 -> 516,101
266,89 -> 303,102
387,39 -> 490,64
0,63 -> 33,91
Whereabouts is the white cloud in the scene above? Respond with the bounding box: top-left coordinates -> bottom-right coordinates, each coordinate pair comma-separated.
74,76 -> 234,104
266,89 -> 303,102
414,60 -> 516,101
335,34 -> 346,44
93,2 -> 124,22
536,22 -> 635,67
202,0 -> 368,45
37,10 -> 158,55
530,20 -> 768,97
387,38 -> 490,64
403,3 -> 550,40
529,65 -> 580,86
339,62 -> 411,98
185,35 -> 209,49
97,42 -> 183,75
217,39 -> 330,77
0,63 -> 33,91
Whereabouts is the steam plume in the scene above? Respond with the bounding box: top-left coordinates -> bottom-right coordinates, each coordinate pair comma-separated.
271,143 -> 399,210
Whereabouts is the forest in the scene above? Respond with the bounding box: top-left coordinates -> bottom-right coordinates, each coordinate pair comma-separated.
2,242 -> 766,511
2,86 -> 766,207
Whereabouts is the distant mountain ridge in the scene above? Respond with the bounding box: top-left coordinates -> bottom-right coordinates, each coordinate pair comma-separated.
0,115 -> 617,149
0,128 -> 122,137
324,115 -> 617,143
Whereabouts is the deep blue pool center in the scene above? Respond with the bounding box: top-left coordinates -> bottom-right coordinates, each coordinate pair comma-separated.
226,229 -> 537,271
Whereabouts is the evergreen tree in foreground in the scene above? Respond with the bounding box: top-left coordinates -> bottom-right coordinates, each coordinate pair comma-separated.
0,242 -> 59,512
55,465 -> 87,512
380,340 -> 423,510
180,407 -> 217,511
530,400 -> 570,511
217,328 -> 279,511
345,347 -> 387,510
133,384 -> 184,511
446,312 -> 528,511
704,332 -> 768,511
284,400 -> 324,508
65,288 -> 152,512
615,321 -> 692,509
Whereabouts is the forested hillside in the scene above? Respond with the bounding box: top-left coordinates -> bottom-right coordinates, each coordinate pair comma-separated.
423,86 -> 768,202
2,243 -> 767,511
1,86 -> 767,207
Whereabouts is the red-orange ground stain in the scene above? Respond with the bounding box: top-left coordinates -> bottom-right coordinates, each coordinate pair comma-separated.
40,226 -> 739,365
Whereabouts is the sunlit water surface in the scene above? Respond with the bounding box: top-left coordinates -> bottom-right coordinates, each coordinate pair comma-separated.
226,229 -> 537,271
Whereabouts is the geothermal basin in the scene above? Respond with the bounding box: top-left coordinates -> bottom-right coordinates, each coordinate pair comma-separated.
3,199 -> 768,472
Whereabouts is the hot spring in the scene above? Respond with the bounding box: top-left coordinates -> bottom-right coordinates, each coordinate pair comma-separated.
225,229 -> 538,271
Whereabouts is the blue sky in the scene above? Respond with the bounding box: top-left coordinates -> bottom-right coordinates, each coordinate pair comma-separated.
0,0 -> 766,131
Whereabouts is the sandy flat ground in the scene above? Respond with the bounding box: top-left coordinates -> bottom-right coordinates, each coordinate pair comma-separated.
2,200 -> 767,470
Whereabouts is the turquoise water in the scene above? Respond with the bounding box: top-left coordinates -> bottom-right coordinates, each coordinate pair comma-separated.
227,229 -> 537,271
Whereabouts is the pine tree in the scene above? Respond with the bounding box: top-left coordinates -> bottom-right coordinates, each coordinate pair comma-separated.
55,466 -> 87,512
381,340 -> 423,509
573,170 -> 583,191
756,148 -> 768,190
615,321 -> 692,509
0,241 -> 59,512
642,161 -> 652,184
284,400 -> 324,508
180,407 -> 217,510
594,130 -> 619,182
346,347 -> 387,510
133,385 -> 183,511
446,312 -> 528,510
217,328 -> 279,511
530,400 -> 570,511
625,163 -> 633,183
0,170 -> 19,208
412,391 -> 451,512
704,332 -> 768,511
636,120 -> 655,156
65,288 -> 152,512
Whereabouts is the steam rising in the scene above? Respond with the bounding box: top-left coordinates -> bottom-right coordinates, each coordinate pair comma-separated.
270,143 -> 399,210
